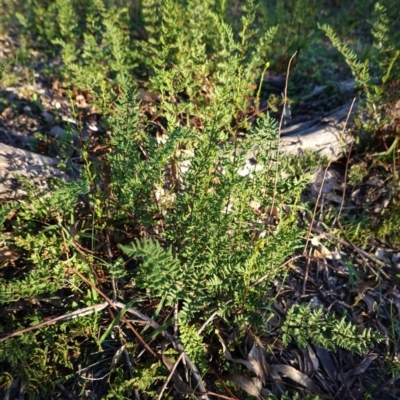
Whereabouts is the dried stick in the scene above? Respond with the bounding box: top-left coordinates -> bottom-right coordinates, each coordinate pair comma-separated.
0,302 -> 108,341
302,99 -> 356,295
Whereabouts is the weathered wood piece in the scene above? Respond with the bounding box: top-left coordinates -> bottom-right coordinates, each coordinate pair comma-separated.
279,101 -> 356,159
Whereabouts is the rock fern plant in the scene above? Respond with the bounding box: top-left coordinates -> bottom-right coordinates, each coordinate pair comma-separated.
114,81 -> 306,329
282,304 -> 383,354
320,2 -> 400,128
0,0 -> 389,398
103,0 -> 312,382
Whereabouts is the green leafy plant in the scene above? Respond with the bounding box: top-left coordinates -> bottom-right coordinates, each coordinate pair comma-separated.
319,23 -> 372,99
320,2 -> 400,127
117,114 -> 307,324
282,303 -> 383,354
179,322 -> 207,372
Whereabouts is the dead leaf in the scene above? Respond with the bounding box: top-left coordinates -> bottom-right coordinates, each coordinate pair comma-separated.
306,344 -> 319,372
218,334 -> 257,373
224,374 -> 262,398
136,88 -> 160,103
315,347 -> 337,384
161,354 -> 175,371
311,236 -> 332,259
0,246 -> 19,265
248,337 -> 270,384
75,94 -> 87,108
300,347 -> 314,377
270,364 -> 322,394
172,374 -> 195,394
341,354 -> 378,388
110,344 -> 125,371
343,354 -> 378,381
313,245 -> 332,259
161,354 -> 194,395
357,294 -> 378,315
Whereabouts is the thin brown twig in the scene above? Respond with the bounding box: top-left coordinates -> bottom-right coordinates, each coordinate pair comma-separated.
214,371 -> 242,400
270,52 -> 297,218
198,300 -> 233,335
105,229 -> 117,302
194,391 -> 239,400
310,224 -> 390,279
158,357 -> 239,400
301,247 -> 313,296
55,221 -> 159,359
337,221 -> 390,280
303,166 -> 331,254
337,139 -> 354,223
337,97 -> 356,223
0,302 -> 108,342
112,301 -> 209,398
57,221 -> 161,359
157,352 -> 185,400
251,254 -> 304,287
302,98 -> 357,295
69,267 -> 159,359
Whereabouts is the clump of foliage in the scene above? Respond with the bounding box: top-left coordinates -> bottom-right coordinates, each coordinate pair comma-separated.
0,0 -> 307,396
115,106 -> 306,326
319,2 -> 400,249
258,0 -> 319,70
320,2 -> 400,137
282,304 -> 383,354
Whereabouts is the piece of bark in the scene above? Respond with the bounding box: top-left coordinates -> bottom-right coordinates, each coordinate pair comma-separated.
279,102 -> 356,159
0,142 -> 74,201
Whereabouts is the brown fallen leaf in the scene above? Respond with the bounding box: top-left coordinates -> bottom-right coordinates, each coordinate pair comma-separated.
172,374 -> 195,395
357,293 -> 378,315
315,347 -> 337,385
224,374 -> 263,398
341,354 -> 378,388
218,334 -> 258,373
161,354 -> 195,395
306,344 -> 319,372
136,88 -> 160,103
0,245 -> 19,266
248,336 -> 270,385
270,364 -> 326,397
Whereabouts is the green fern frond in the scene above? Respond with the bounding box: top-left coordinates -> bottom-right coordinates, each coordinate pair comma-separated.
282,304 -> 384,354
370,2 -> 400,83
319,23 -> 371,94
179,321 -> 207,372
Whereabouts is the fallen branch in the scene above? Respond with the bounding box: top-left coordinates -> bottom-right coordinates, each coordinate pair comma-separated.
279,101 -> 356,159
280,102 -> 357,160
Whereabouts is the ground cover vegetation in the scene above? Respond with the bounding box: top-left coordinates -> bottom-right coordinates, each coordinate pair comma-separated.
0,0 -> 399,398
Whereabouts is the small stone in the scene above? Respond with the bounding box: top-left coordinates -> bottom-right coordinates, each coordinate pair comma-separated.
48,125 -> 65,137
41,111 -> 54,123
80,128 -> 91,141
392,253 -> 400,264
87,123 -> 98,132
